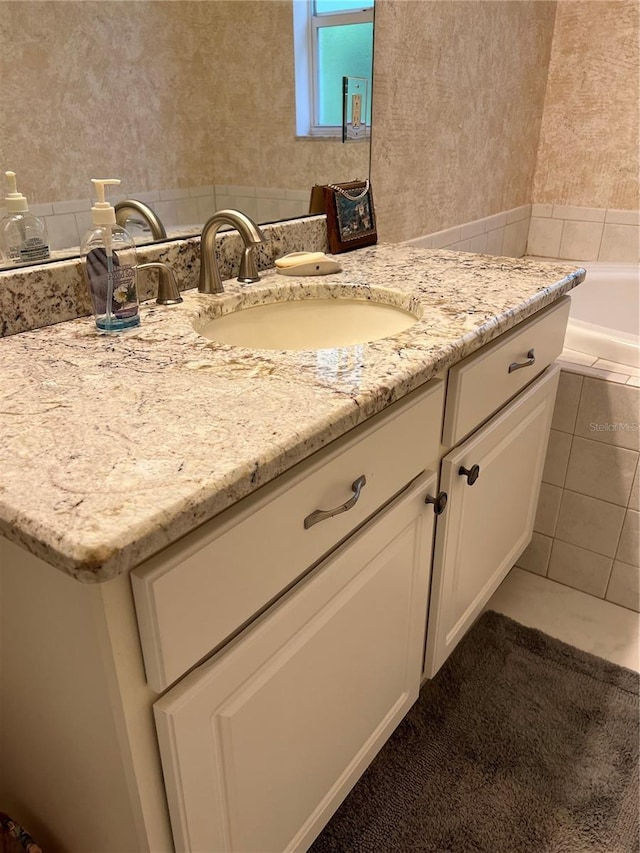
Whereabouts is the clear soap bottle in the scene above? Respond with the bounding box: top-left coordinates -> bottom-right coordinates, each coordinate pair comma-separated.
81,178 -> 140,333
0,171 -> 50,264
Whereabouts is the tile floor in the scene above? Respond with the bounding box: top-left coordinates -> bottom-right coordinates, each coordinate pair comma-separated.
486,567 -> 640,672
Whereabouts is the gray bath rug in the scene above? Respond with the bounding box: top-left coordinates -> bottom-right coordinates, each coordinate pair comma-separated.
310,610 -> 639,853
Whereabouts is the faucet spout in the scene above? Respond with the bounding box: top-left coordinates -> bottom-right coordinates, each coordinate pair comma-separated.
199,209 -> 267,294
114,199 -> 167,240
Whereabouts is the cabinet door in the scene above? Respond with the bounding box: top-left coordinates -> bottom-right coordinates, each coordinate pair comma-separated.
154,471 -> 437,853
424,366 -> 559,678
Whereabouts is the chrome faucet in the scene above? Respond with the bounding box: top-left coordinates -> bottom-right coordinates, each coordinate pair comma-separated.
115,199 -> 167,240
199,209 -> 267,294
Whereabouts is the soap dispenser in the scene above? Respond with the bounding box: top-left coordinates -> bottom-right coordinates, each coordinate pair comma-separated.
0,171 -> 50,264
81,178 -> 140,332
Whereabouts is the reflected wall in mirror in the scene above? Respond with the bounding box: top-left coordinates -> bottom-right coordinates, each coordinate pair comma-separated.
0,0 -> 372,270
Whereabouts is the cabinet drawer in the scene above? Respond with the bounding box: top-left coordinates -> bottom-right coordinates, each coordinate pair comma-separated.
442,297 -> 569,446
132,379 -> 444,692
153,472 -> 436,853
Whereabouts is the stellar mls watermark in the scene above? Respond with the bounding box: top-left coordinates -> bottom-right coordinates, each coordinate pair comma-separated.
590,422 -> 639,433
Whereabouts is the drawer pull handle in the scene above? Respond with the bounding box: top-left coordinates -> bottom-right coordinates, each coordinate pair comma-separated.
304,475 -> 367,529
508,348 -> 536,373
425,491 -> 448,515
459,464 -> 480,485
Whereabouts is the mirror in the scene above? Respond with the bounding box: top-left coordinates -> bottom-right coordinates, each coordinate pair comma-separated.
0,0 -> 372,271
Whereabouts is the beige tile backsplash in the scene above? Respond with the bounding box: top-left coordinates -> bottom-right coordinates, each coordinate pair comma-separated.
527,204 -> 640,262
599,224 -> 640,263
517,370 -> 640,612
405,205 -> 532,258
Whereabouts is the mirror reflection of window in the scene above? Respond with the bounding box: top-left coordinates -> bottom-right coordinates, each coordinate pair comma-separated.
293,0 -> 374,137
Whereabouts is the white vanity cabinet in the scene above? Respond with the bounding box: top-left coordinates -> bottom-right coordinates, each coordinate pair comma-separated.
423,366 -> 559,677
424,296 -> 569,677
154,472 -> 436,853
130,379 -> 445,853
0,293 -> 573,853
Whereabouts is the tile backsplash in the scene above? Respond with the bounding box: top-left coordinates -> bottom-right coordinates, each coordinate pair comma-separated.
404,205 -> 532,258
527,204 -> 640,262
405,202 -> 639,264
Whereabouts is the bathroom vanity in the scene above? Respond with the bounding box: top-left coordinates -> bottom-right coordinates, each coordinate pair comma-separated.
0,244 -> 582,853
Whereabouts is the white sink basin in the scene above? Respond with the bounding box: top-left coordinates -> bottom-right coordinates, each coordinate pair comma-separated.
194,288 -> 420,350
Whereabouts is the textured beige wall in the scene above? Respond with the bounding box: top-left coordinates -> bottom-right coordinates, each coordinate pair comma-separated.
370,1 -> 557,243
0,1 -> 368,205
533,0 -> 640,210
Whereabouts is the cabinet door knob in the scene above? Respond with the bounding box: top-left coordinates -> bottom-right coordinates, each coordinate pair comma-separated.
508,348 -> 535,373
304,474 -> 367,529
425,491 -> 448,515
458,464 -> 480,485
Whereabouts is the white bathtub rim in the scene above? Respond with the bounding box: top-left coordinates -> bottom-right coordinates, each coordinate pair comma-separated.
564,260 -> 640,369
564,318 -> 640,369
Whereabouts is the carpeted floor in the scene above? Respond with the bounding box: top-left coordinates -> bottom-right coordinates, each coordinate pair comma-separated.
310,610 -> 639,853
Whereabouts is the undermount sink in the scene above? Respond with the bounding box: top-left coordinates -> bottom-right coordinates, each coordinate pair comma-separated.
193,286 -> 421,350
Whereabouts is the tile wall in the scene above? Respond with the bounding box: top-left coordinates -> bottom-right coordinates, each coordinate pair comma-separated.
527,204 -> 640,262
517,370 -> 640,612
404,205 -> 531,258
0,185 -> 311,256
406,202 -> 639,264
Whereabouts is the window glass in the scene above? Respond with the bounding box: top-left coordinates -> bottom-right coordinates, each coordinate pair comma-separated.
315,0 -> 374,14
317,22 -> 373,125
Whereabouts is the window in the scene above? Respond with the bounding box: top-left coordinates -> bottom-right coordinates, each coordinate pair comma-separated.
293,0 -> 374,137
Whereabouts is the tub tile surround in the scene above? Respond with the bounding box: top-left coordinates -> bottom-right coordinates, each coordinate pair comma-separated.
404,204 -> 531,258
0,215 -> 329,337
527,204 -> 640,262
517,371 -> 640,612
0,244 -> 583,582
412,201 -> 638,271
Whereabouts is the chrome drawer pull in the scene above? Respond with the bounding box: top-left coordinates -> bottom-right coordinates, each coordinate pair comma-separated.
508,348 -> 536,373
304,475 -> 367,529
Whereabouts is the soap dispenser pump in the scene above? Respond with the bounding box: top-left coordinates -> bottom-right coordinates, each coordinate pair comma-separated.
0,171 -> 50,264
81,178 -> 140,333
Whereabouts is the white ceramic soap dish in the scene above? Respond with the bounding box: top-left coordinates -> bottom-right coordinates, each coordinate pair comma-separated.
275,252 -> 342,276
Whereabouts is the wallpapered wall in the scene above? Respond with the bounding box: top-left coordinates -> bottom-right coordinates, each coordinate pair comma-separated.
2,0 -> 636,241
532,0 -> 640,210
0,1 -> 368,205
370,1 -> 557,243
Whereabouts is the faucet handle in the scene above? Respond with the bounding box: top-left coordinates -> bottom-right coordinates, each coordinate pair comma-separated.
238,245 -> 261,284
136,262 -> 183,305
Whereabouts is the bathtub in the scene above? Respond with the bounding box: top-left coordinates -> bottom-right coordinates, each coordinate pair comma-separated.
563,262 -> 640,368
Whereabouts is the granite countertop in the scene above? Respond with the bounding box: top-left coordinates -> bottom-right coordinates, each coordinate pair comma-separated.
0,244 -> 584,582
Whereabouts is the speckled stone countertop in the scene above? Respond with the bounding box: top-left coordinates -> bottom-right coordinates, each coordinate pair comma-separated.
0,244 -> 584,582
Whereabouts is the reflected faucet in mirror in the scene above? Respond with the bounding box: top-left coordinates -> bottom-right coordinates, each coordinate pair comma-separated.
199,210 -> 267,295
115,200 -> 167,241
